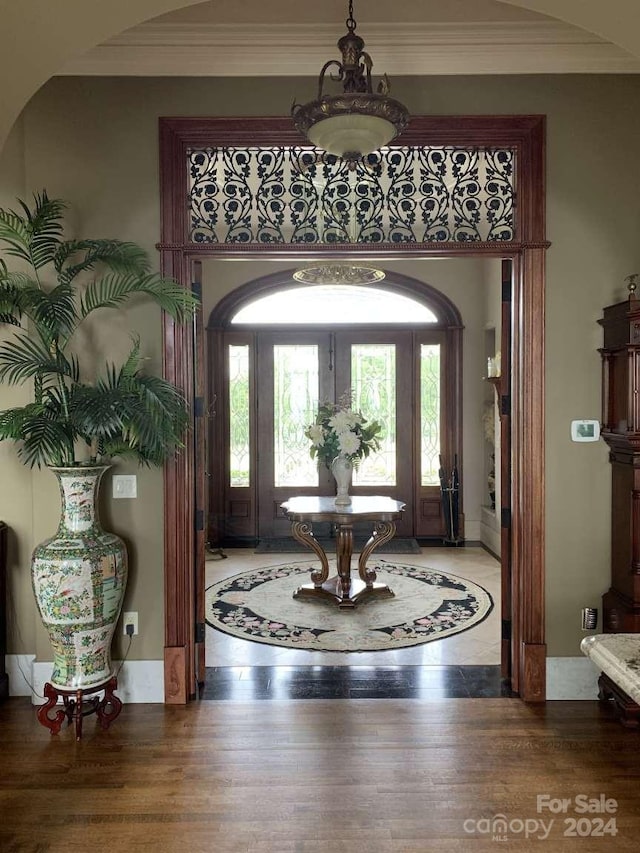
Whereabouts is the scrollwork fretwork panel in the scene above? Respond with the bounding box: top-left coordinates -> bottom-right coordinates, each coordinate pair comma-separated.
188,146 -> 515,246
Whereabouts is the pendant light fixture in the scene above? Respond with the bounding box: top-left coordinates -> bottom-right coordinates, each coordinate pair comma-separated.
292,0 -> 409,167
292,263 -> 385,286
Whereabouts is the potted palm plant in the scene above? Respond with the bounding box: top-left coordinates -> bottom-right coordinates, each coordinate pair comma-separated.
0,191 -> 196,694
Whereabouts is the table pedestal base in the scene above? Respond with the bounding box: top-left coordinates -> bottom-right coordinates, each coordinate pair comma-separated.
37,676 -> 122,740
288,512 -> 401,610
294,575 -> 395,609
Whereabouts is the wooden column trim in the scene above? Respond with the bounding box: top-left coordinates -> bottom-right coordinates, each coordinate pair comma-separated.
164,646 -> 188,705
161,249 -> 195,704
512,247 -> 547,701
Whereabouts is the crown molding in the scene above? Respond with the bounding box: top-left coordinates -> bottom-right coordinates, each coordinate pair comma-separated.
58,21 -> 640,76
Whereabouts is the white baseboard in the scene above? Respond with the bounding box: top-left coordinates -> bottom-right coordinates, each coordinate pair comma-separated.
546,656 -> 600,700
464,519 -> 480,541
7,656 -> 164,704
112,660 -> 164,703
6,654 -> 36,697
479,507 -> 501,557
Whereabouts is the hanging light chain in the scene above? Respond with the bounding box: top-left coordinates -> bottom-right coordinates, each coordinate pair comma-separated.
291,0 -> 409,160
346,0 -> 356,32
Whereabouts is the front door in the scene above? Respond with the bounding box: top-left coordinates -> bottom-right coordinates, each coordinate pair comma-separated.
214,326 -> 450,544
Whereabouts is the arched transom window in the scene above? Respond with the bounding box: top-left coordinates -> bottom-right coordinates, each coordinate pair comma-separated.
231,284 -> 438,325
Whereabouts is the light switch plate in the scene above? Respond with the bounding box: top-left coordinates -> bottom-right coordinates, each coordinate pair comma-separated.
112,474 -> 137,499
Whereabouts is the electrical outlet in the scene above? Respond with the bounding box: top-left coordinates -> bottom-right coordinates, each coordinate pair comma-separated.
113,475 -> 137,499
123,611 -> 139,636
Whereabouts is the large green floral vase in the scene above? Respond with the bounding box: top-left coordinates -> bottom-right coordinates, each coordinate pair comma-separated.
31,466 -> 128,691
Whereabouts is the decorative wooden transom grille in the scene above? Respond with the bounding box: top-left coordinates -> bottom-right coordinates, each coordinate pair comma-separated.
188,146 -> 515,246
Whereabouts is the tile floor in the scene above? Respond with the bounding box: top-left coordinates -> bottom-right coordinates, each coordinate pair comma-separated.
200,664 -> 507,700
204,546 -> 501,681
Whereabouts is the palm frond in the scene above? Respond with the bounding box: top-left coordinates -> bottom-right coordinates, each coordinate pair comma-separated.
0,208 -> 31,264
68,352 -> 80,384
0,401 -> 74,467
68,383 -> 129,440
0,276 -> 61,331
0,192 -> 66,270
0,270 -> 36,291
19,415 -> 75,468
19,191 -> 66,270
0,279 -> 22,325
81,272 -> 198,321
117,337 -> 142,382
55,239 -> 150,284
0,404 -> 43,440
0,313 -> 20,326
118,374 -> 189,462
0,269 -> 24,322
29,282 -> 77,338
92,348 -> 189,464
0,334 -> 72,385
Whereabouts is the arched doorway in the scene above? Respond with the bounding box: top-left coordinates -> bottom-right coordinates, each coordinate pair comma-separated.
207,270 -> 464,546
159,115 -> 546,703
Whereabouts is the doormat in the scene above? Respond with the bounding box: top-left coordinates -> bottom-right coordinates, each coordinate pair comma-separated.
205,561 -> 493,652
254,537 -> 421,554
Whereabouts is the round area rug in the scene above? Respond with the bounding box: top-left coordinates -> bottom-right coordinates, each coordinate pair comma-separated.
205,561 -> 493,652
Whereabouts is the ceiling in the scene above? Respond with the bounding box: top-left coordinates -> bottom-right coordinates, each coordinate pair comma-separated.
58,0 -> 640,77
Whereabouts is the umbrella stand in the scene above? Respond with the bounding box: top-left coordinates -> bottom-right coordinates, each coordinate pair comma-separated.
439,454 -> 462,546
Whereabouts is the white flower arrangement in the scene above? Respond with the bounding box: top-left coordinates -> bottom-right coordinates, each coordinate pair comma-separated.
305,396 -> 382,467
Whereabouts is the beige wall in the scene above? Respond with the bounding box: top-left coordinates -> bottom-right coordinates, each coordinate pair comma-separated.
1,72 -> 639,664
0,117 -> 36,656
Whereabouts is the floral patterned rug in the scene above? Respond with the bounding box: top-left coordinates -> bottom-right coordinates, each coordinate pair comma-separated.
205,561 -> 493,652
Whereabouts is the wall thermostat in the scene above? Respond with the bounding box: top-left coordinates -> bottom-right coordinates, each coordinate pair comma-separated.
570,419 -> 600,442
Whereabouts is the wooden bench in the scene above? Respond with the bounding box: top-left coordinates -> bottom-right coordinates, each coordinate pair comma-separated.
581,634 -> 640,728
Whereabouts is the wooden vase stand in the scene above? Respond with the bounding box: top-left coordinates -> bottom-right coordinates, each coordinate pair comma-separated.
37,676 -> 123,740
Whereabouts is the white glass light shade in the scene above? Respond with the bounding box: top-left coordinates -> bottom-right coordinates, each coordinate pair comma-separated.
307,114 -> 397,159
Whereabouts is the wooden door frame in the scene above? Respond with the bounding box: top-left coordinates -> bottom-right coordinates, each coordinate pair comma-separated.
159,115 -> 547,703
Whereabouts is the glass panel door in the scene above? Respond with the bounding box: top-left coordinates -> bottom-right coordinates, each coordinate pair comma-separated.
273,345 -> 319,488
351,343 -> 397,487
256,332 -> 333,538
229,344 -> 251,487
334,330 -> 413,537
221,331 -> 257,544
415,331 -> 447,538
420,344 -> 441,486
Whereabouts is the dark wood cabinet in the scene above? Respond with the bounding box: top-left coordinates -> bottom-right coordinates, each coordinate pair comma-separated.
600,292 -> 640,631
0,522 -> 7,701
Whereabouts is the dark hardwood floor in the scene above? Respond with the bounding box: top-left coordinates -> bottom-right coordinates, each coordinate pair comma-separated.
201,664 -> 508,700
2,697 -> 640,851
